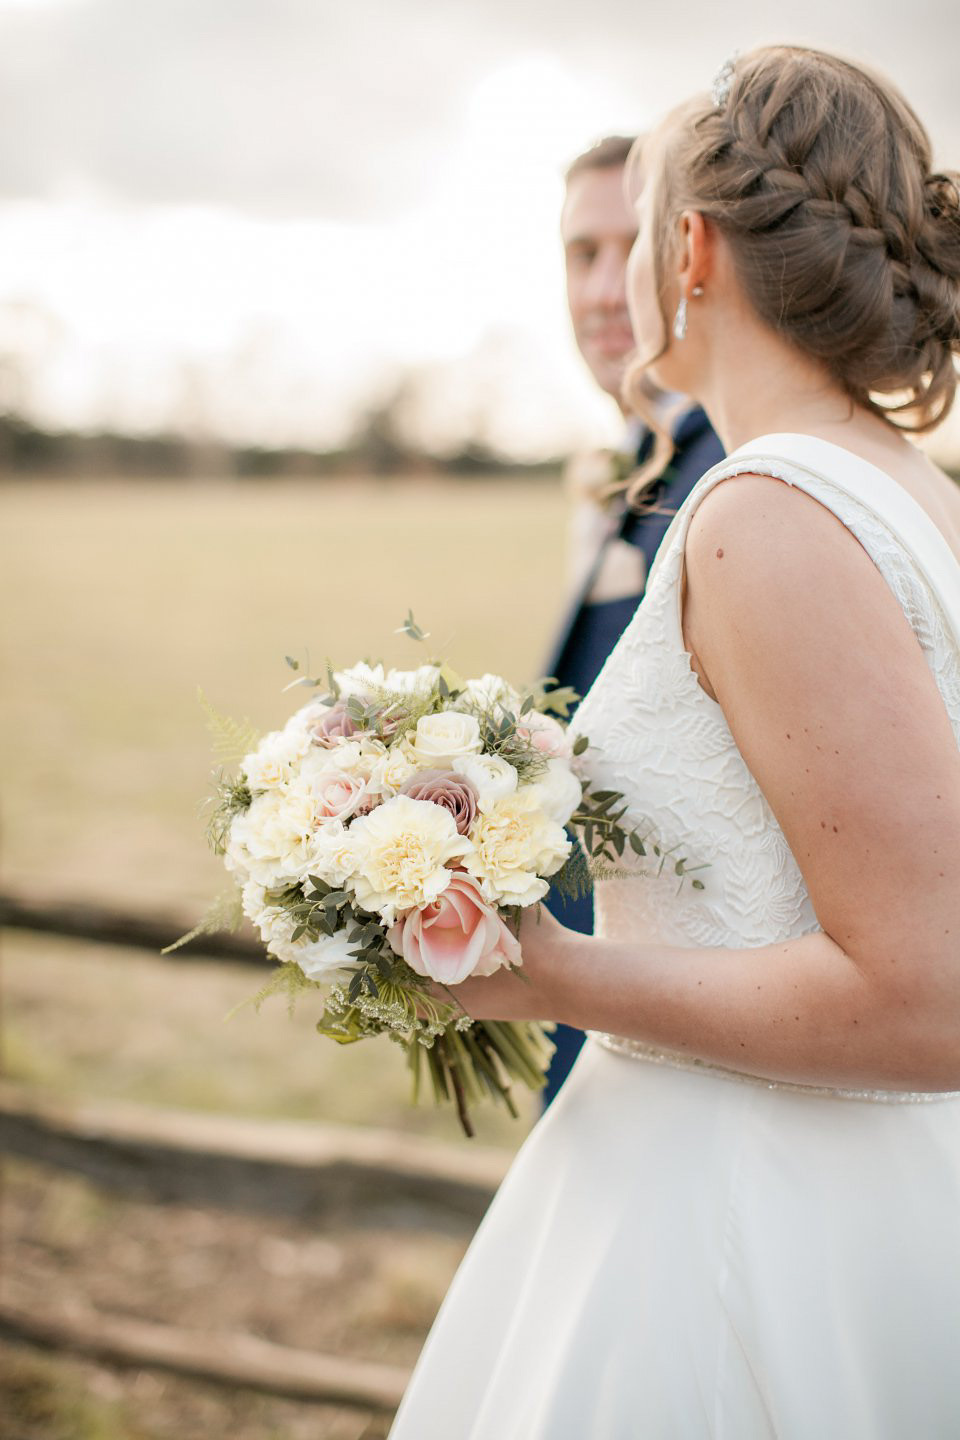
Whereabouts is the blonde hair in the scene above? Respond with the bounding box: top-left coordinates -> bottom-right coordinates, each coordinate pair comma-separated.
624,44 -> 960,500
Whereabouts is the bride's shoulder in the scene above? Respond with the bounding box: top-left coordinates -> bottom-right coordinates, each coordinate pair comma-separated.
684,470 -> 851,597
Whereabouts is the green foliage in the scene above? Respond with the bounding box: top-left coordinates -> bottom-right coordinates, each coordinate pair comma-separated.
528,676 -> 581,719
230,959 -> 324,1019
161,888 -> 243,955
197,688 -> 260,765
204,772 -> 252,854
395,608 -> 430,642
549,838 -> 593,903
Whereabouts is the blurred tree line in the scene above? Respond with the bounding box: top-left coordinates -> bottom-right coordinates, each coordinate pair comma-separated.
0,402 -> 562,481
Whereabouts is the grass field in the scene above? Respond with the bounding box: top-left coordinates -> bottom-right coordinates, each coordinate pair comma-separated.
1,474 -> 571,1437
1,473 -> 569,1128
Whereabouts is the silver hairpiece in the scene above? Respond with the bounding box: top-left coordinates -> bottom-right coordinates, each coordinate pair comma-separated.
711,52 -> 738,109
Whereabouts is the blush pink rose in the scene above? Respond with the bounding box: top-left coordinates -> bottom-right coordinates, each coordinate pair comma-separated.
308,702 -> 359,747
312,770 -> 368,821
387,870 -> 522,984
516,711 -> 571,759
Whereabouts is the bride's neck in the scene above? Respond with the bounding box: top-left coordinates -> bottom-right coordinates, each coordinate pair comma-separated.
693,317 -> 889,457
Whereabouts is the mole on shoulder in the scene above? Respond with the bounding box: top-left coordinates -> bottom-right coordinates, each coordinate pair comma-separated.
715,547 -> 724,558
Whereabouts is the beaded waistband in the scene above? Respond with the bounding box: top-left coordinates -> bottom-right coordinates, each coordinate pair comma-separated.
589,1031 -> 960,1105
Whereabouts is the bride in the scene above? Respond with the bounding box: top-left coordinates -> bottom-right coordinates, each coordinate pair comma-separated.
389,45 -> 960,1438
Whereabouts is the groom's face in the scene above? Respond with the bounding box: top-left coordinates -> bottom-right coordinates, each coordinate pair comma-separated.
561,165 -> 637,404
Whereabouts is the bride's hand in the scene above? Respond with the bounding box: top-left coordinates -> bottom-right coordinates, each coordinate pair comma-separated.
430,903 -> 576,1023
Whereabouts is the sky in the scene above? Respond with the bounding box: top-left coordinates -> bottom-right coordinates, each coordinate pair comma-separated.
0,0 -> 958,459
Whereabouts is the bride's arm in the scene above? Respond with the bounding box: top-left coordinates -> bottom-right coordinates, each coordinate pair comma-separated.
449,475 -> 960,1092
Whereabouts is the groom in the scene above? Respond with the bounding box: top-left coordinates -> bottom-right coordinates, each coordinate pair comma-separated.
541,135 -> 724,1106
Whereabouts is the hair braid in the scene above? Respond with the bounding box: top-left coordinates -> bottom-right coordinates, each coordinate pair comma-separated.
634,45 -> 960,433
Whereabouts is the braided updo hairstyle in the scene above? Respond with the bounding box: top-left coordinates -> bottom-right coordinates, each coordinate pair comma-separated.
630,44 -> 960,446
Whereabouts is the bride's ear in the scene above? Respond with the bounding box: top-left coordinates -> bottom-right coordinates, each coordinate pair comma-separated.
676,210 -> 713,297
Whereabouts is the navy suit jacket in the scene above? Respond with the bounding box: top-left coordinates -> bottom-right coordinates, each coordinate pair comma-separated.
541,406 -> 724,1106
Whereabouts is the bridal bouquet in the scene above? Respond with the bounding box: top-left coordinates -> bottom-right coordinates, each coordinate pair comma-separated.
173,619 -> 650,1135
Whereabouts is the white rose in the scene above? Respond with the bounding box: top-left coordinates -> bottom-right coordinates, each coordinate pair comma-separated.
348,794 -> 473,924
410,712 -> 483,768
456,752 -> 519,813
527,759 -> 582,826
306,767 -> 370,822
242,728 -> 309,792
463,788 -> 571,906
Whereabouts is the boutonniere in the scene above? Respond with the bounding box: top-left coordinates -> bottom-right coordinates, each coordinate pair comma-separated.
566,446 -> 639,511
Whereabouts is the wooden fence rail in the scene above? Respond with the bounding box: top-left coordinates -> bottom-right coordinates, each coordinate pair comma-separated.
0,1299 -> 410,1414
0,890 -> 264,964
0,1082 -> 509,1227
1,891 -> 509,1410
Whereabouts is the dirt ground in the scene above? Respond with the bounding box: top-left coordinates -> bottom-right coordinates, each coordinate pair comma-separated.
3,1157 -> 472,1438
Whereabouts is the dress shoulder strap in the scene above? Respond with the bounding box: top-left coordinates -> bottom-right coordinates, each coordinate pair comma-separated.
647,430 -> 960,652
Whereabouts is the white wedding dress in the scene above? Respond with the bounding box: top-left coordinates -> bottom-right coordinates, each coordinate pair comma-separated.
388,434 -> 960,1439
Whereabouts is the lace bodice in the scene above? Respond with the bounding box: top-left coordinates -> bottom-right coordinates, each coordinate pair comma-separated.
570,433 -> 960,957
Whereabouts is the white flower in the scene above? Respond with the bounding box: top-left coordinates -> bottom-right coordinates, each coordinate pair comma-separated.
241,878 -> 268,925
303,820 -> 358,888
242,728 -> 309,792
463,788 -> 571,906
225,787 -> 317,887
299,737 -> 384,788
287,928 -> 362,984
456,752 -> 519,812
247,892 -> 361,983
333,661 -> 389,699
458,673 -> 523,714
515,711 -> 572,760
367,745 -> 419,798
284,699 -> 331,743
348,794 -> 473,924
526,759 -> 582,826
384,664 -> 442,696
409,712 -> 483,768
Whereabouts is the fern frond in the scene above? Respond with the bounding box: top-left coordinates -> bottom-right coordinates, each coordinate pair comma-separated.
162,888 -> 243,955
549,840 -> 593,903
227,959 -> 322,1020
197,688 -> 260,766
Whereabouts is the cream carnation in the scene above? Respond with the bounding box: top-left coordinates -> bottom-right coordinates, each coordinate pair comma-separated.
463,788 -> 571,906
410,712 -> 483,768
242,729 -> 309,792
348,794 -> 473,924
226,787 -> 317,887
303,819 -> 358,888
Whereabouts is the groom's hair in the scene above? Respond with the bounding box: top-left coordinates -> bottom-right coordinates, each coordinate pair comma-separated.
564,135 -> 637,184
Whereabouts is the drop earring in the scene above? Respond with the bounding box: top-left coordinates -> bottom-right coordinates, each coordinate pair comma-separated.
673,296 -> 688,341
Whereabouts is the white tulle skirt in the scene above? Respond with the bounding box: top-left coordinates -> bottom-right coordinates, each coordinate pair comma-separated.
387,1037 -> 960,1439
